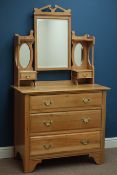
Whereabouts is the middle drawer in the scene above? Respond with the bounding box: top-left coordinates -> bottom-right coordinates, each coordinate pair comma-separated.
30,110 -> 101,133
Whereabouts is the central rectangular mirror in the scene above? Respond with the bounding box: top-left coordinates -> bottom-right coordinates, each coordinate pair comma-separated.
34,6 -> 71,71
37,19 -> 68,69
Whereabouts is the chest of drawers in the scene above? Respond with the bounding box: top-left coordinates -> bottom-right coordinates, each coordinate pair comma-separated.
14,81 -> 109,173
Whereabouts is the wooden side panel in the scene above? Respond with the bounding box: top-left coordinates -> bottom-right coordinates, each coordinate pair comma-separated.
14,91 -> 25,159
100,91 -> 107,162
14,90 -> 30,171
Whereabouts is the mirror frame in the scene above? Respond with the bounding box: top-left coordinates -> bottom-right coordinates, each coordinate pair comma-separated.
13,5 -> 95,87
14,31 -> 37,86
72,31 -> 95,70
34,5 -> 71,71
14,31 -> 34,71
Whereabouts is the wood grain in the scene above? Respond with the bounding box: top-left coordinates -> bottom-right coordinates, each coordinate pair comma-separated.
30,92 -> 102,112
30,110 -> 101,133
30,131 -> 101,156
13,83 -> 109,172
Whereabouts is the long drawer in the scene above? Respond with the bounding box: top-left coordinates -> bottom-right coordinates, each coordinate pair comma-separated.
30,110 -> 101,133
30,131 -> 100,156
30,92 -> 102,112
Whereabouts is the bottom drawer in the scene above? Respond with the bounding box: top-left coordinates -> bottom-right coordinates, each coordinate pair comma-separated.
30,131 -> 100,156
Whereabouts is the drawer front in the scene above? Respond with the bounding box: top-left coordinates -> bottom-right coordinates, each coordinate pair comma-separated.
30,131 -> 100,156
20,71 -> 37,80
30,110 -> 101,133
30,93 -> 102,112
78,71 -> 92,79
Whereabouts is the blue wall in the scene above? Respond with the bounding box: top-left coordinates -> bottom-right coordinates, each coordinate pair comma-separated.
0,0 -> 116,147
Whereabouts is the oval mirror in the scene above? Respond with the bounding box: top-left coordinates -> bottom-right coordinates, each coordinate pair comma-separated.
74,43 -> 83,66
19,43 -> 30,68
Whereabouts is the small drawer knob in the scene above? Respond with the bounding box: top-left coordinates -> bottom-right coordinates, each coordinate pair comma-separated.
25,75 -> 30,79
80,140 -> 89,145
43,120 -> 53,127
44,100 -> 52,106
82,97 -> 91,104
43,144 -> 52,150
83,73 -> 87,78
81,118 -> 90,124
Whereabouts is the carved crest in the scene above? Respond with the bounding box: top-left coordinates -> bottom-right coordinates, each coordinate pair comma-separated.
34,5 -> 71,16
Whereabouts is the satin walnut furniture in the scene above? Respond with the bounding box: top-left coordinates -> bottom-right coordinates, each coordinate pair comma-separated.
13,5 -> 110,173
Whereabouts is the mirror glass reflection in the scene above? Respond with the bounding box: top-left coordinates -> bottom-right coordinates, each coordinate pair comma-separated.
19,43 -> 30,68
74,43 -> 83,66
37,19 -> 69,69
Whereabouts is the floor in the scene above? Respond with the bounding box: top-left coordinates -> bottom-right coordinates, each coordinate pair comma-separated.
0,148 -> 117,175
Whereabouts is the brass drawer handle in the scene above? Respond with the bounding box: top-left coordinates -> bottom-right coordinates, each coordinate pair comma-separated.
43,120 -> 53,127
43,144 -> 52,150
82,97 -> 91,104
44,100 -> 52,106
83,73 -> 88,78
80,140 -> 89,145
25,75 -> 30,79
81,118 -> 90,124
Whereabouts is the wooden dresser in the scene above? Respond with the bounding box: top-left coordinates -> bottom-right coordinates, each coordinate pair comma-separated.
14,81 -> 110,173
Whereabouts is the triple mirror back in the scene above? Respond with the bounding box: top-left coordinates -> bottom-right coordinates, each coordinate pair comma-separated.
14,5 -> 95,86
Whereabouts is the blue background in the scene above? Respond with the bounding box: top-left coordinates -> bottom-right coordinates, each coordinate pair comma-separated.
0,0 -> 116,147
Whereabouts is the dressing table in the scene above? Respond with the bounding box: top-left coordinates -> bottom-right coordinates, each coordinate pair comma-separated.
13,5 -> 110,173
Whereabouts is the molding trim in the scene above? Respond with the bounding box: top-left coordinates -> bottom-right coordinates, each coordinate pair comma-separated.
105,137 -> 117,148
0,146 -> 14,159
0,138 -> 117,159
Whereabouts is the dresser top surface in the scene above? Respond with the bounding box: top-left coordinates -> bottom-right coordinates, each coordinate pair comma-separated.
12,81 -> 110,95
